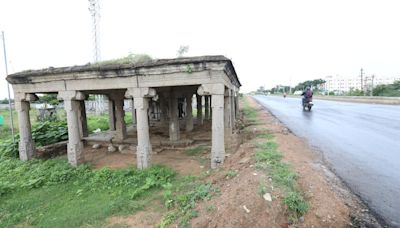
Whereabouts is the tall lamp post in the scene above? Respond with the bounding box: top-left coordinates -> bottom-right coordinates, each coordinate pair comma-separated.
1,31 -> 15,143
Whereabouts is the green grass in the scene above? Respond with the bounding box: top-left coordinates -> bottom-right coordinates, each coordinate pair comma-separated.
185,145 -> 205,156
0,109 -> 37,141
255,134 -> 308,221
242,97 -> 309,222
0,158 -> 175,227
86,112 -> 133,133
225,169 -> 238,178
159,180 -> 217,228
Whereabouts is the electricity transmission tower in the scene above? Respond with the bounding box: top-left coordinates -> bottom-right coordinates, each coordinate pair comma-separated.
88,0 -> 105,114
89,0 -> 101,62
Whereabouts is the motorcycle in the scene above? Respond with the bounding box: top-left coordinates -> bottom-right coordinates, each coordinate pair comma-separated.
302,97 -> 313,111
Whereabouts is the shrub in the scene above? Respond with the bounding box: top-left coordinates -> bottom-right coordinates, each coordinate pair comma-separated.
0,120 -> 68,159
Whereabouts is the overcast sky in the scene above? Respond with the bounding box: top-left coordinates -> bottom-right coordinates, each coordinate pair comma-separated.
1,0 -> 400,99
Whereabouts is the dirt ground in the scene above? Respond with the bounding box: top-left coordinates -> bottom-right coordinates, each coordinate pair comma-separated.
98,97 -> 382,227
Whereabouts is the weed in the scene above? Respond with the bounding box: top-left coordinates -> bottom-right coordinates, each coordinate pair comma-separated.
186,145 -> 205,156
0,158 -> 176,227
205,204 -> 216,212
159,182 -> 217,227
225,169 -> 238,178
242,96 -> 309,221
258,181 -> 268,196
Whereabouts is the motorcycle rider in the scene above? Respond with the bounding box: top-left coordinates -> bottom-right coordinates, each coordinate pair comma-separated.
301,86 -> 313,106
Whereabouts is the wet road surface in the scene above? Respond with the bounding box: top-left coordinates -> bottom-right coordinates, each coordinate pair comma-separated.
254,95 -> 400,226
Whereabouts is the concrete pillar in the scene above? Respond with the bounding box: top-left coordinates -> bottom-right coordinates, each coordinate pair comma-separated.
224,90 -> 232,134
58,91 -> 86,166
196,94 -> 203,125
126,87 -> 156,169
15,93 -> 37,161
108,98 -> 116,131
211,94 -> 225,168
231,91 -> 236,128
169,92 -> 180,141
205,96 -> 210,120
235,93 -> 240,119
159,94 -> 168,126
197,83 -> 225,169
114,97 -> 127,140
78,100 -> 89,137
131,98 -> 136,125
134,97 -> 151,169
185,93 -> 194,132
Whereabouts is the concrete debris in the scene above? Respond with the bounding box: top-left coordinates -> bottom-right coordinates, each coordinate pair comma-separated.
263,193 -> 272,201
93,128 -> 101,133
243,205 -> 250,213
108,145 -> 117,153
118,145 -> 126,152
92,144 -> 101,149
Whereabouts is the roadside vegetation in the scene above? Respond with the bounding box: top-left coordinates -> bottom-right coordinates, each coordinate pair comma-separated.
0,105 -> 216,227
0,158 -> 175,227
242,97 -> 309,222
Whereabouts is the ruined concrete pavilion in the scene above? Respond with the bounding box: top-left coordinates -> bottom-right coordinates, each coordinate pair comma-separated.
6,55 -> 241,169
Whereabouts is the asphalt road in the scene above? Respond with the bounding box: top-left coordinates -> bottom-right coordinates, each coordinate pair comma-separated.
253,95 -> 400,227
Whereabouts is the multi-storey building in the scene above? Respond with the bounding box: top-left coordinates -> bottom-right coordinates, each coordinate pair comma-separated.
324,75 -> 400,92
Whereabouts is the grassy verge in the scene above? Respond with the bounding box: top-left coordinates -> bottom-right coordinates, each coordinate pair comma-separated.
0,158 -> 175,227
159,176 -> 218,228
242,96 -> 309,222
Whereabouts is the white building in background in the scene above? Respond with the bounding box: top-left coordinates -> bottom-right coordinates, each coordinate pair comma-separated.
324,75 -> 400,92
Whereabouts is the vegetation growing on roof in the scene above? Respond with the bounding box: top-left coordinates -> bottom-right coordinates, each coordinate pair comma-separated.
94,53 -> 153,66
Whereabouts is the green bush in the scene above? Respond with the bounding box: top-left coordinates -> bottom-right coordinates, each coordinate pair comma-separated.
0,158 -> 175,197
0,120 -> 68,159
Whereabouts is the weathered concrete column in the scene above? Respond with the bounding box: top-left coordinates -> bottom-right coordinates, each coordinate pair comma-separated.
196,94 -> 203,125
169,91 -> 180,141
198,84 -> 225,168
15,93 -> 37,161
224,89 -> 232,134
115,98 -> 127,140
185,93 -> 194,132
204,96 -> 210,120
108,98 -> 116,131
109,93 -> 127,140
126,87 -> 156,169
131,98 -> 136,125
78,100 -> 89,137
230,90 -> 236,128
235,92 -> 240,119
159,94 -> 168,126
58,91 -> 86,166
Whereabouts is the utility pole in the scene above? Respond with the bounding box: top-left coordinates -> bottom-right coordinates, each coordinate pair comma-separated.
370,74 -> 375,96
1,31 -> 15,143
360,68 -> 364,96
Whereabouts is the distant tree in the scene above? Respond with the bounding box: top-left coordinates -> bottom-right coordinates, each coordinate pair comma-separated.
38,94 -> 59,105
177,45 -> 189,57
294,79 -> 326,91
347,88 -> 363,96
373,80 -> 400,97
0,98 -> 14,104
